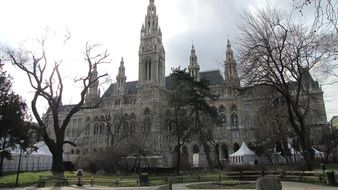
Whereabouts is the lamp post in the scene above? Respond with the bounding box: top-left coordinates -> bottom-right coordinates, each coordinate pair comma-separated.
15,139 -> 24,187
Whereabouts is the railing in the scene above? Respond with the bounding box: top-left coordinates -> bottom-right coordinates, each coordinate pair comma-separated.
36,170 -> 337,187
222,170 -> 337,183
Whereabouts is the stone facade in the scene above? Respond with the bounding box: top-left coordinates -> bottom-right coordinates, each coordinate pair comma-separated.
53,0 -> 327,168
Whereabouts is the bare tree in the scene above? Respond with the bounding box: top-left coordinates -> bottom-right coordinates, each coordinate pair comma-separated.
238,7 -> 338,169
2,39 -> 109,173
102,110 -> 136,147
292,0 -> 337,31
251,93 -> 293,165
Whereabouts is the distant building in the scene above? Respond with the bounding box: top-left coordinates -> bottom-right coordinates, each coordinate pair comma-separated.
47,0 -> 328,168
331,116 -> 338,129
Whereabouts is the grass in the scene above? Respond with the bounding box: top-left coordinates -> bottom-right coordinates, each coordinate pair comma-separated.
0,171 -> 74,187
0,171 -> 227,188
1,168 -> 337,188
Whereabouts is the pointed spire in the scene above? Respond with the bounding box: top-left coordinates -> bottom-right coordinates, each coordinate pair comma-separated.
150,0 -> 154,4
158,27 -> 162,35
116,57 -> 127,95
224,38 -> 240,89
188,42 -> 200,81
120,57 -> 124,66
118,57 -> 126,77
227,39 -> 231,48
226,38 -> 234,62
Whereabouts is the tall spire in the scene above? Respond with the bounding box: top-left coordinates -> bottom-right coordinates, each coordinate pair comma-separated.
116,57 -> 127,95
224,39 -> 240,89
188,43 -> 200,81
85,65 -> 100,105
138,0 -> 165,88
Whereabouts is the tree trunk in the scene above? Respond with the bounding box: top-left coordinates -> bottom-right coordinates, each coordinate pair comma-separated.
214,144 -> 223,170
299,134 -> 314,170
202,142 -> 213,169
175,145 -> 181,174
0,137 -> 7,176
51,146 -> 65,174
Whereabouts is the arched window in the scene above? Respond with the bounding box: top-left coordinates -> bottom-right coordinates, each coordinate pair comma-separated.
94,123 -> 99,136
244,115 -> 250,128
233,143 -> 240,152
231,113 -> 238,127
84,124 -> 90,136
219,112 -> 226,127
145,59 -> 152,80
192,145 -> 200,154
143,108 -> 151,133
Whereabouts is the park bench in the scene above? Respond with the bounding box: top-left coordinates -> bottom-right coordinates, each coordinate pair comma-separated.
37,175 -> 68,187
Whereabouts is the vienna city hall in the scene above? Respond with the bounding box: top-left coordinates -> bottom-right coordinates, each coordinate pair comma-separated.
55,0 -> 327,168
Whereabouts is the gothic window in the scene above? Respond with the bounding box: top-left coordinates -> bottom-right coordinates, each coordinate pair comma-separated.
244,115 -> 250,128
144,116 -> 151,133
168,120 -> 175,132
85,124 -> 90,136
233,143 -> 240,152
145,59 -> 152,81
231,113 -> 238,127
94,123 -> 99,136
99,123 -> 104,136
219,112 -> 226,128
192,145 -> 200,154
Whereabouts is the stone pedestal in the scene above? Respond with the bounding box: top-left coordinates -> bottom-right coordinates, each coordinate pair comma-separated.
256,176 -> 282,190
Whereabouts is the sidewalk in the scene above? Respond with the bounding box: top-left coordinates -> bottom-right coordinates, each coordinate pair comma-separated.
2,181 -> 337,190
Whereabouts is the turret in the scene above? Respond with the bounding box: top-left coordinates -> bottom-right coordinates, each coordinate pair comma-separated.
138,0 -> 165,87
188,44 -> 200,81
116,57 -> 127,95
85,65 -> 100,105
224,39 -> 240,88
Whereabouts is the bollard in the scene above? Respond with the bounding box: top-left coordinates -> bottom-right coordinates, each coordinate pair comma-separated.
219,174 -> 221,181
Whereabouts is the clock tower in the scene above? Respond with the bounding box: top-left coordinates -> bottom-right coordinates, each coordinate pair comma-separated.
138,0 -> 165,88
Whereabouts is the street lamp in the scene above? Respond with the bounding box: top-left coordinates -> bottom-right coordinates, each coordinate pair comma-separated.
15,139 -> 24,187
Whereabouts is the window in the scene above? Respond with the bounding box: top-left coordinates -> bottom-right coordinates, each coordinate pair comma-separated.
231,113 -> 238,127
219,112 -> 226,127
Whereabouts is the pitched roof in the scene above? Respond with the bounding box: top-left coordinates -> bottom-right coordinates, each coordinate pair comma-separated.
103,70 -> 224,97
229,142 -> 256,157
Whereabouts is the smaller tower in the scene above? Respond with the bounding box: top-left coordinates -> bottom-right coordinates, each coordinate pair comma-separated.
85,65 -> 100,105
224,39 -> 240,88
116,57 -> 127,95
188,44 -> 200,81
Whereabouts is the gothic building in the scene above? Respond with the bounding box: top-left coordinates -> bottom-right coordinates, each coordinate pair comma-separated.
56,0 -> 327,168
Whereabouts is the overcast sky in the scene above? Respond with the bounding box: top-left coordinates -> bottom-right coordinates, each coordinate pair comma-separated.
1,0 -> 337,120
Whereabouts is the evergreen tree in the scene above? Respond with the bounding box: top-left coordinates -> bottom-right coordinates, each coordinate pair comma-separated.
0,62 -> 36,175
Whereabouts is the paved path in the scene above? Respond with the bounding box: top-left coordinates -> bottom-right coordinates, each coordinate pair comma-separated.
172,182 -> 338,190
2,181 -> 337,190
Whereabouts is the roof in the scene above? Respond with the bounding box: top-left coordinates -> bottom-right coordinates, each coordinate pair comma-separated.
103,70 -> 224,97
200,70 -> 224,85
102,81 -> 138,97
229,142 -> 256,157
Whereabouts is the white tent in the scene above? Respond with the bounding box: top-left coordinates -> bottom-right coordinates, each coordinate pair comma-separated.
313,147 -> 324,159
2,142 -> 52,172
229,142 -> 257,165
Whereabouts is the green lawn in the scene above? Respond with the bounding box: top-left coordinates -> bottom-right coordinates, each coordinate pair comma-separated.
0,171 -> 74,187
0,171 -> 226,188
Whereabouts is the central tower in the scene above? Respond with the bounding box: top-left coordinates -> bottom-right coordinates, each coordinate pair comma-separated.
138,0 -> 165,88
